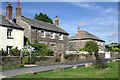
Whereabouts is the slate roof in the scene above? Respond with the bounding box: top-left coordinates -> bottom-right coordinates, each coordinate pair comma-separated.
21,16 -> 69,35
70,30 -> 105,42
0,15 -> 24,30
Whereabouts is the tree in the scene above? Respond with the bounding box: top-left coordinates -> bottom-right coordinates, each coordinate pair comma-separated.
82,41 -> 108,69
34,13 -> 53,24
105,45 -> 112,51
117,43 -> 120,49
84,41 -> 99,54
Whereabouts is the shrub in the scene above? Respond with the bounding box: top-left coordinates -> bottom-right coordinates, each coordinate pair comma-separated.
30,43 -> 48,56
94,62 -> 108,69
10,47 -> 20,56
45,49 -> 54,56
22,57 -> 29,64
112,48 -> 120,52
1,49 -> 8,56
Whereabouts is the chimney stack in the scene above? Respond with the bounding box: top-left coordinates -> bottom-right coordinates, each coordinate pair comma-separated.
77,27 -> 82,39
16,0 -> 21,17
6,2 -> 12,20
54,16 -> 59,26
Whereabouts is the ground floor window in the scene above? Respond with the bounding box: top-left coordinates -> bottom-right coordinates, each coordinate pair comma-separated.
6,46 -> 13,54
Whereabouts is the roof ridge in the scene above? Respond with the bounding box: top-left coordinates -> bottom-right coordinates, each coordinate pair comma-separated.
22,16 -> 56,26
21,16 -> 68,34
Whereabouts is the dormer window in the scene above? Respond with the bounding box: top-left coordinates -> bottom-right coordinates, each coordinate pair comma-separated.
7,28 -> 13,37
59,34 -> 63,40
41,30 -> 45,38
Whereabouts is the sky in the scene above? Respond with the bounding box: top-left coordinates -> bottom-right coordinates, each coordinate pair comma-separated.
1,2 -> 118,44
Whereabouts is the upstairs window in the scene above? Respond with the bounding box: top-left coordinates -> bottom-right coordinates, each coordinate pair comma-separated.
50,32 -> 55,39
41,30 -> 45,38
7,28 -> 13,37
59,34 -> 63,40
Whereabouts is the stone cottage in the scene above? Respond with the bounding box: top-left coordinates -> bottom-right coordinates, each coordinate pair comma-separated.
69,27 -> 105,53
14,1 -> 69,54
0,2 -> 24,54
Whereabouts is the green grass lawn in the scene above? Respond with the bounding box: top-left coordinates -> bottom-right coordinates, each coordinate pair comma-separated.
14,62 -> 119,78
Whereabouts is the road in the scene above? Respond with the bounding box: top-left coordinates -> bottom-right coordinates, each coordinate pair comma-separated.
1,60 -> 107,78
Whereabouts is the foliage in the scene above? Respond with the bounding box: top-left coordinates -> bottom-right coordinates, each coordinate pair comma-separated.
10,47 -> 20,56
22,57 -> 29,64
34,13 -> 53,24
21,45 -> 35,56
26,38 -> 30,45
105,45 -> 112,51
79,48 -> 86,52
30,43 -> 48,56
2,64 -> 24,70
30,43 -> 54,56
94,62 -> 108,69
117,43 -> 120,49
45,49 -> 54,56
112,47 -> 120,52
1,49 -> 8,56
83,41 -> 99,54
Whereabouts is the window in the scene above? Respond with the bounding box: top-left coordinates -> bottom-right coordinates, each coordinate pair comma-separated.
7,28 -> 13,37
41,30 -> 45,38
50,32 -> 55,39
7,46 -> 12,54
59,34 -> 63,40
51,44 -> 55,46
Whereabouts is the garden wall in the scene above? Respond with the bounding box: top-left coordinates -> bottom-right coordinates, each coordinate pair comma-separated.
64,54 -> 96,63
110,52 -> 119,59
1,56 -> 22,66
35,56 -> 61,65
1,53 -> 106,66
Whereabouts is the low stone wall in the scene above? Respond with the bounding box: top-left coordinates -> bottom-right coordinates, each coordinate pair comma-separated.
111,52 -> 119,59
35,56 -> 61,65
64,54 -> 96,63
1,53 -> 106,66
1,56 -> 22,66
98,53 -> 105,59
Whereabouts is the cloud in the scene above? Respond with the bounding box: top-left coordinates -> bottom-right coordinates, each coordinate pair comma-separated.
78,21 -> 88,26
70,2 -> 118,15
107,32 -> 117,38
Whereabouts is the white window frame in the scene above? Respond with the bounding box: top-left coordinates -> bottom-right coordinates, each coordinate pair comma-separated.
7,28 -> 13,37
59,34 -> 63,40
50,32 -> 55,39
41,30 -> 46,38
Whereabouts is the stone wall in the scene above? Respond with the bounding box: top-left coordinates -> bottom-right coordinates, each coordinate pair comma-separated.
1,56 -> 22,66
64,54 -> 96,63
111,52 -> 119,59
35,56 -> 61,65
98,53 -> 105,59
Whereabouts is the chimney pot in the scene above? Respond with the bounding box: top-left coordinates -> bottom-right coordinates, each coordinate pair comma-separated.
6,2 -> 12,20
77,27 -> 82,39
54,16 -> 59,26
16,0 -> 21,17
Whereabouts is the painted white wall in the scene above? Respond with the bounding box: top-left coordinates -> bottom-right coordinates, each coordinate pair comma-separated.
0,26 -> 24,51
0,26 -> 7,51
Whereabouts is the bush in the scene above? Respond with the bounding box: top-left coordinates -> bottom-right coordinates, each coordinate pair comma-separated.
94,62 -> 108,69
112,48 -> 120,52
10,47 -> 20,56
45,49 -> 54,56
22,57 -> 29,64
1,49 -> 8,56
30,43 -> 48,56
